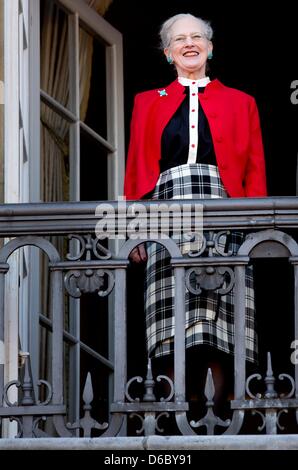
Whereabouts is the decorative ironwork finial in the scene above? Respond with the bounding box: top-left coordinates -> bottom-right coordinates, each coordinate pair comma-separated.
67,372 -> 108,437
143,359 -> 156,402
21,353 -> 35,406
190,368 -> 230,435
264,352 -> 278,399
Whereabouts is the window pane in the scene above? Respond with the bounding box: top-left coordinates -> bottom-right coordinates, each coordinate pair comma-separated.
80,128 -> 108,201
80,293 -> 108,357
40,102 -> 70,201
79,27 -> 107,139
40,2 -> 69,109
39,324 -> 52,382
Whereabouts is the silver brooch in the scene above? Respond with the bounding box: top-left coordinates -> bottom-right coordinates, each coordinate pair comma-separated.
158,89 -> 168,97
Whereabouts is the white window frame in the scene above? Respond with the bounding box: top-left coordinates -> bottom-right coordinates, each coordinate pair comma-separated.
42,0 -> 125,202
3,0 -> 33,437
4,0 -> 125,431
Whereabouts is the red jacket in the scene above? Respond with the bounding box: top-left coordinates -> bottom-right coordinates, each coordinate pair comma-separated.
124,79 -> 267,199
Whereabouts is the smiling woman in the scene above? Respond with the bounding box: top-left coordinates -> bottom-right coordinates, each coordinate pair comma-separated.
162,14 -> 213,79
124,13 -> 266,201
123,12 -> 267,413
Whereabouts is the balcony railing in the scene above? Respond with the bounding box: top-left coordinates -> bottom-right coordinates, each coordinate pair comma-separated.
0,197 -> 298,438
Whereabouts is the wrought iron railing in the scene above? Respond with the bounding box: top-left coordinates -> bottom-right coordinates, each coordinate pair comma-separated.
0,197 -> 298,437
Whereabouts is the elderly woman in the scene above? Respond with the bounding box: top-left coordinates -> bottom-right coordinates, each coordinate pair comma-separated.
124,13 -> 267,407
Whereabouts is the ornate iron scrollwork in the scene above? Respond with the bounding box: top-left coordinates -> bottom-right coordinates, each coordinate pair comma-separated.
67,234 -> 112,261
0,353 -> 61,438
64,268 -> 115,298
186,231 -> 234,258
246,353 -> 295,400
185,231 -> 235,295
185,266 -> 235,295
230,352 -> 298,434
125,360 -> 174,404
124,359 -> 175,435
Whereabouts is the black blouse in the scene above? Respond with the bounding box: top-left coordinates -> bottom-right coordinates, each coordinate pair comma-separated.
160,87 -> 217,173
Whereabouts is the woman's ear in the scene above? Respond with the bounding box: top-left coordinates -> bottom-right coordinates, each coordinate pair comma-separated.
164,48 -> 174,64
208,41 -> 213,56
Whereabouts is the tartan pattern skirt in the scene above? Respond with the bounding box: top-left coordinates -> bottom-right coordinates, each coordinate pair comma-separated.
145,163 -> 257,363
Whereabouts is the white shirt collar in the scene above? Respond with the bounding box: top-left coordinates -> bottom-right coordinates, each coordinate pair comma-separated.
178,76 -> 210,87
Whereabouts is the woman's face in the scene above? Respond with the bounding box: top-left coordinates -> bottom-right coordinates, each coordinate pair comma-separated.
164,17 -> 213,78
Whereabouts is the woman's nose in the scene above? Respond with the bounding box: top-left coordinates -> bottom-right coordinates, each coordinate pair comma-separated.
185,36 -> 194,45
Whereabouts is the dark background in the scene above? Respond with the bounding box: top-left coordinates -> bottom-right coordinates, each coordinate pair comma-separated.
104,0 -> 298,383
105,0 -> 298,196
78,1 -> 298,428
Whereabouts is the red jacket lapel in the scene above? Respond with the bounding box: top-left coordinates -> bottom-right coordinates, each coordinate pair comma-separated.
146,79 -> 186,152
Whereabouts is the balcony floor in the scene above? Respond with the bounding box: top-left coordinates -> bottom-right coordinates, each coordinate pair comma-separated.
0,434 -> 298,450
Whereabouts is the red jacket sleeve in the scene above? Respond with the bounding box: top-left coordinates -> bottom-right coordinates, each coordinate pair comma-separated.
124,95 -> 141,199
124,94 -> 144,200
244,97 -> 267,197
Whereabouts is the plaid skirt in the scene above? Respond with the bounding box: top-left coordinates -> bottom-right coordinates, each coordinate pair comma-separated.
145,163 -> 257,362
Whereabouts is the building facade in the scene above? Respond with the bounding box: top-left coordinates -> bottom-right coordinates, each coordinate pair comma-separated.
0,0 -> 298,450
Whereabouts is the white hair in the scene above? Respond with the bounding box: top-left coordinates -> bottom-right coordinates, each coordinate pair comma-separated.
159,13 -> 213,49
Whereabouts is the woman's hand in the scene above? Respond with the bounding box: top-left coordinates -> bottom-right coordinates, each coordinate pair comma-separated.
129,243 -> 148,263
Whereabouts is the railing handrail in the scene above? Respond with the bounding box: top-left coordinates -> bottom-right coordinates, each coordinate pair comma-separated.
0,196 -> 298,235
0,199 -> 298,437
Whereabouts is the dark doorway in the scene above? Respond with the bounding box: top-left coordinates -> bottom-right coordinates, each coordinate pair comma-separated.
105,0 -> 298,196
66,0 -> 298,434
103,1 -> 298,434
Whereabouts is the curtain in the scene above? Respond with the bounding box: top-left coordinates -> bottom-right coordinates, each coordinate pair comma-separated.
41,0 -> 112,202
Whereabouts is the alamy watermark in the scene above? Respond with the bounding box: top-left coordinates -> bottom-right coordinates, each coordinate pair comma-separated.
291,339 -> 298,365
95,197 -> 203,251
290,80 -> 298,104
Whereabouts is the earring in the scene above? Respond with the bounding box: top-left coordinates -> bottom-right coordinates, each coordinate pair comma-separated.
208,51 -> 213,60
167,55 -> 174,64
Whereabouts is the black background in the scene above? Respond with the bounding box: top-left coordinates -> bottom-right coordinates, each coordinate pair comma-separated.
104,0 -> 298,385
76,0 -> 298,436
105,0 -> 298,196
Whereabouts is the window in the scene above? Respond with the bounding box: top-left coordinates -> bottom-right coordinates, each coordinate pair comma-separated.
3,0 -> 124,431
39,0 -> 124,426
40,0 -> 124,202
